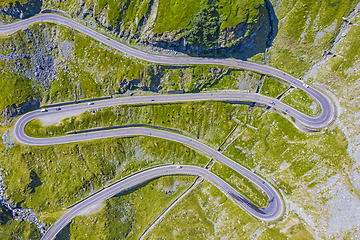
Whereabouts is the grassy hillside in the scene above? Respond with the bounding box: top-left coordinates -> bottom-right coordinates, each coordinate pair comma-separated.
268,0 -> 358,77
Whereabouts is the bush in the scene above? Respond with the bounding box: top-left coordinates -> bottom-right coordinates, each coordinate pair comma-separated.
183,3 -> 224,49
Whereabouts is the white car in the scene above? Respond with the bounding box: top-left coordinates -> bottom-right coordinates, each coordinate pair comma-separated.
88,102 -> 94,105
41,109 -> 47,112
176,165 -> 182,169
303,83 -> 309,88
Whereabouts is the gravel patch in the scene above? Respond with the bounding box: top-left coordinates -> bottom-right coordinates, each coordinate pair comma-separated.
60,40 -> 75,61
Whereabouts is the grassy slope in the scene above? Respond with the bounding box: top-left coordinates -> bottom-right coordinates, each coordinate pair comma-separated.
225,108 -> 350,177
258,214 -> 314,240
23,102 -> 270,208
25,101 -> 244,149
0,60 -> 36,110
268,0 -> 358,77
260,77 -> 289,98
210,161 -> 267,207
147,180 -> 261,239
0,136 -> 209,226
65,176 -> 195,239
0,219 -> 40,240
282,89 -> 320,117
224,108 -> 352,213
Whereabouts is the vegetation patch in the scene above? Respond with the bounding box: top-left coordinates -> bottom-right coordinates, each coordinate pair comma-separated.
154,0 -> 264,34
224,109 -> 350,190
62,176 -> 195,239
260,77 -> 289,98
25,101 -> 250,149
0,135 -> 209,227
183,3 -> 224,49
147,180 -> 262,239
210,161 -> 268,207
281,89 -> 320,117
268,0 -> 358,77
0,0 -> 28,7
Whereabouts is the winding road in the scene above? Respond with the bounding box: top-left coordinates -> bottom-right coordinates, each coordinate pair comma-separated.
1,13 -> 337,240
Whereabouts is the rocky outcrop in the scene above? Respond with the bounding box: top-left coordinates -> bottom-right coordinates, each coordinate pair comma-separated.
0,171 -> 46,235
70,0 -> 277,59
119,65 -> 163,93
1,99 -> 40,120
2,130 -> 14,149
0,0 -> 42,24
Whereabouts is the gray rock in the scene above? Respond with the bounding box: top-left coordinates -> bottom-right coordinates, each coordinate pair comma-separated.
2,130 -> 14,148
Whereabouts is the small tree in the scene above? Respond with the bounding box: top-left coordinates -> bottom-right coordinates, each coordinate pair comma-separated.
184,3 -> 224,49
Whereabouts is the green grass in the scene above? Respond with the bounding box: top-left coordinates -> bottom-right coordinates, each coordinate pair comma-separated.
0,22 -> 151,116
154,0 -> 264,34
0,217 -> 40,240
224,109 -> 350,185
25,101 -> 249,149
268,0 -> 358,77
260,77 -> 289,98
258,215 -> 314,240
63,176 -> 195,239
0,135 -> 209,223
0,0 -> 28,7
282,89 -> 320,117
210,161 -> 268,207
258,227 -> 288,240
147,180 -> 262,239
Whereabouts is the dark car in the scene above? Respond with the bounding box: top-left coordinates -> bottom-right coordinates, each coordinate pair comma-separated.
56,108 -> 61,111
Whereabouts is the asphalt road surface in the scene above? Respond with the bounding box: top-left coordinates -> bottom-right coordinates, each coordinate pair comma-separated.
41,165 -> 283,240
2,13 -> 338,239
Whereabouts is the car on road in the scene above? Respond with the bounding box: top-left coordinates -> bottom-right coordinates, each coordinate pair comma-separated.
151,99 -> 154,101
88,102 -> 94,105
176,165 -> 182,169
303,83 -> 309,88
269,101 -> 275,105
56,108 -> 61,111
41,109 -> 47,112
